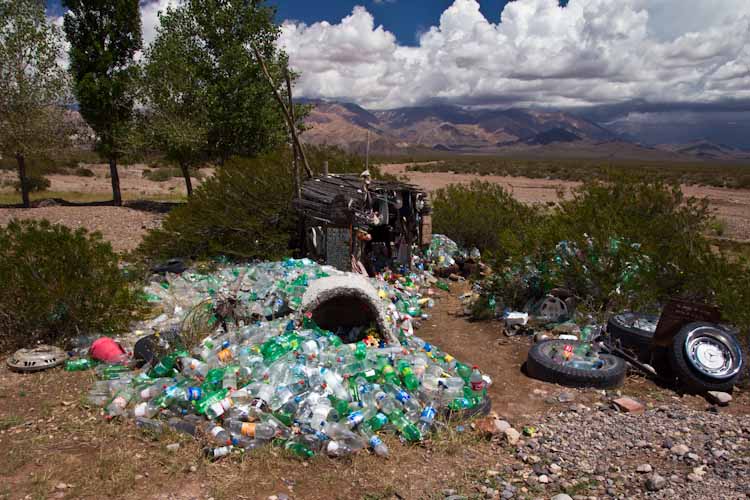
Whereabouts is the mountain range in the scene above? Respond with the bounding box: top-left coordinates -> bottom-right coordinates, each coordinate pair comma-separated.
300,99 -> 750,162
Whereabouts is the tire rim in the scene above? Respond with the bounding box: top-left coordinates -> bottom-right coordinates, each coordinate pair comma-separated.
685,329 -> 741,379
616,313 -> 658,333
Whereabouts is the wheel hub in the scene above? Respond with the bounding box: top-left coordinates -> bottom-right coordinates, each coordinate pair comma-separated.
688,338 -> 732,377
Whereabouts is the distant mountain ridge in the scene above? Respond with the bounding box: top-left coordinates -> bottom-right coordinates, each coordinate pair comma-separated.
300,99 -> 750,161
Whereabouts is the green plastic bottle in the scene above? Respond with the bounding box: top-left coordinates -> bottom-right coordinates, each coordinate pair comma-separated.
285,440 -> 314,458
387,408 -> 421,442
65,358 -> 98,371
354,341 -> 368,360
149,353 -> 178,378
364,412 -> 388,432
194,388 -> 229,415
396,360 -> 420,391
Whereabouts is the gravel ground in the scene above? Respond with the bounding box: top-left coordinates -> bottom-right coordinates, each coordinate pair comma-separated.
462,398 -> 750,500
0,206 -> 163,253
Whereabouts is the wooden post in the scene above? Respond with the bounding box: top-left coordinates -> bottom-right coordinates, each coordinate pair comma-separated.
251,43 -> 313,179
323,161 -> 329,176
286,70 -> 301,200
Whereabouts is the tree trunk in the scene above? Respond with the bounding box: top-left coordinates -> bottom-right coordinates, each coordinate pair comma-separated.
109,158 -> 122,206
16,153 -> 30,208
180,162 -> 193,197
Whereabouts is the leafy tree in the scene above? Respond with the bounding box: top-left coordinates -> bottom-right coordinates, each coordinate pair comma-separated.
63,0 -> 141,206
0,0 -> 70,208
136,8 -> 210,196
151,0 -> 297,164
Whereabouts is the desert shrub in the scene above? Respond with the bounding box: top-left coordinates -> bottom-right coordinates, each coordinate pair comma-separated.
139,152 -> 296,260
143,166 -> 180,182
14,174 -> 50,192
440,174 -> 750,331
139,146 -> 373,261
431,181 -> 548,263
74,167 -> 95,177
0,220 -> 143,350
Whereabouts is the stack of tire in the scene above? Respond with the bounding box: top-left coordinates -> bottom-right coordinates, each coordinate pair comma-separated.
607,312 -> 743,393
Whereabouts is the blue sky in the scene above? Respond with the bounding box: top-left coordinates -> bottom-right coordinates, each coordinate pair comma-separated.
274,1 -> 516,45
46,1 -> 558,46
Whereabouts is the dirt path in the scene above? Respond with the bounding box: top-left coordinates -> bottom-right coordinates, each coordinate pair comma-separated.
382,163 -> 750,242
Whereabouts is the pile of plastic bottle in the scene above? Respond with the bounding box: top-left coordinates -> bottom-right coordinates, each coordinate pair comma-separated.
78,258 -> 491,460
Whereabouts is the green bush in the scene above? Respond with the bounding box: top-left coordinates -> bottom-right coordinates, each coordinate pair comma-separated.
74,167 -> 95,177
14,174 -> 50,192
0,220 -> 143,350
139,146 -> 372,261
431,181 -> 548,264
143,166 -> 180,182
433,174 -> 750,332
139,152 -> 296,260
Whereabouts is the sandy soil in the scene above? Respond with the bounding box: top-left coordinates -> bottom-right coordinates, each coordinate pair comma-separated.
0,163 -> 209,199
0,206 -> 163,253
382,163 -> 750,242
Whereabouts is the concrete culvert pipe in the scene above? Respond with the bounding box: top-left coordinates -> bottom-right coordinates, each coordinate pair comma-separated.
301,275 -> 398,344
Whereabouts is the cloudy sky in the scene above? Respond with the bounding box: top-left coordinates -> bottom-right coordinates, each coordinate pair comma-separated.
47,0 -> 750,144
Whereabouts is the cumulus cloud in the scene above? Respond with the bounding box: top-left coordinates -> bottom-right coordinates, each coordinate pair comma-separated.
279,0 -> 750,109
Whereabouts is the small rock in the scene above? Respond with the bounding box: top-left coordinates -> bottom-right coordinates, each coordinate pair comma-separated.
267,496 -> 278,500
504,428 -> 521,446
551,495 -> 573,500
558,392 -> 576,403
277,495 -> 289,500
636,464 -> 653,474
612,397 -> 645,414
446,496 -> 467,500
476,416 -> 502,436
693,466 -> 707,476
671,444 -> 689,457
443,489 -> 457,496
707,391 -> 732,406
166,443 -> 180,452
189,465 -> 197,473
549,464 -> 562,474
686,452 -> 700,462
495,420 -> 512,434
134,475 -> 144,481
687,473 -> 703,483
538,475 -> 550,484
486,470 -> 500,477
55,483 -> 68,491
646,474 -> 667,491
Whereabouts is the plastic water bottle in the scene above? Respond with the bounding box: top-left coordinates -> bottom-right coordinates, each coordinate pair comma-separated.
361,429 -> 389,457
227,420 -> 276,441
470,365 -> 485,394
417,401 -> 437,435
206,423 -> 232,445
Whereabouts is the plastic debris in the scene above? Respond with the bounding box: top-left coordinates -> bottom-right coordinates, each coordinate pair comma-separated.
82,258 -> 490,460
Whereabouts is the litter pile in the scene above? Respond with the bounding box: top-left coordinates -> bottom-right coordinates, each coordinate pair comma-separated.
73,258 -> 491,459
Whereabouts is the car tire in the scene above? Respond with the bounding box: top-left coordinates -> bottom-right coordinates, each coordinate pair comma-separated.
668,322 -> 743,393
526,340 -> 627,389
607,312 -> 659,361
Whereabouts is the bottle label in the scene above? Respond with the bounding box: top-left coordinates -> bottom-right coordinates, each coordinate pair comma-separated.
134,403 -> 146,417
217,349 -> 233,363
210,426 -> 226,437
241,423 -> 256,438
347,411 -> 364,427
187,387 -> 202,401
420,407 -> 436,422
471,380 -> 485,391
112,396 -> 127,409
209,402 -> 226,417
395,390 -> 410,403
364,369 -> 376,379
369,435 -> 383,447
